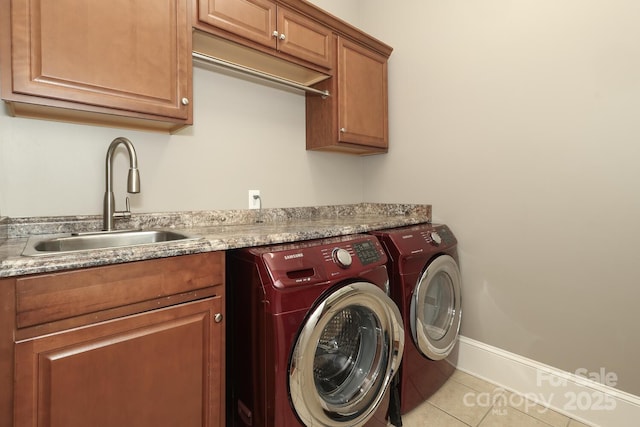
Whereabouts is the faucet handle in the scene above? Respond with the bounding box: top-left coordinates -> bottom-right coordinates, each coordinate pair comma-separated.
113,197 -> 132,220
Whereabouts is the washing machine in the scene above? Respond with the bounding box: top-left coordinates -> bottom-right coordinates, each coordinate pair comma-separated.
226,234 -> 405,427
371,223 -> 462,414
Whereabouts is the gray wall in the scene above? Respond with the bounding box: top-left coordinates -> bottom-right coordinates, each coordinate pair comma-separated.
1,0 -> 638,398
358,0 -> 640,396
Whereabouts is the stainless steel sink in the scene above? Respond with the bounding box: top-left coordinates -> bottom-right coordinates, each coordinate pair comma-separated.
22,229 -> 196,256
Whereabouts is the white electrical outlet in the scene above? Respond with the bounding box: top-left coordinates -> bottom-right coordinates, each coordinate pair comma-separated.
248,190 -> 261,209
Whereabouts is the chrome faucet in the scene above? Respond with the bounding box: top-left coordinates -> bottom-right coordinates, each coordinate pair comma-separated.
103,137 -> 140,231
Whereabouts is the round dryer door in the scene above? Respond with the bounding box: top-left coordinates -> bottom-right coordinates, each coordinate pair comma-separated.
289,282 -> 404,427
411,254 -> 462,360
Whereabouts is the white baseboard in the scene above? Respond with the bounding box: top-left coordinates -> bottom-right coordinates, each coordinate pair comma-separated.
456,336 -> 640,427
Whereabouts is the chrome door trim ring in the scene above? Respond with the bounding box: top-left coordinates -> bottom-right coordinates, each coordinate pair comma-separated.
411,254 -> 462,360
289,282 -> 404,427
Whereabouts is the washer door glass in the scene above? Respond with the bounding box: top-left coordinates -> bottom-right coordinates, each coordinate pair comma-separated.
410,254 -> 462,360
289,282 -> 404,427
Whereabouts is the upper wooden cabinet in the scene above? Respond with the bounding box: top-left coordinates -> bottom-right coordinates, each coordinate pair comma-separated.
306,36 -> 389,155
0,0 -> 392,149
194,0 -> 332,69
195,0 -> 393,155
0,0 -> 193,132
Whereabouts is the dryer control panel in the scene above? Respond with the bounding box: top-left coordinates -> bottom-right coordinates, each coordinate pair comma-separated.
419,225 -> 456,247
374,223 -> 458,259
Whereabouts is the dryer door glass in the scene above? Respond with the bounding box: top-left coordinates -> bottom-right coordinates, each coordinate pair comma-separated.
424,271 -> 454,341
411,254 -> 462,360
289,282 -> 404,427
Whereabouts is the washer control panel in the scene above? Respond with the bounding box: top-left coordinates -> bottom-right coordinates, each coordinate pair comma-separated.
258,235 -> 387,288
353,240 -> 383,265
324,239 -> 383,268
332,248 -> 352,268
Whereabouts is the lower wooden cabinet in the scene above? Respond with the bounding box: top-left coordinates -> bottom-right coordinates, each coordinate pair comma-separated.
14,298 -> 223,427
1,252 -> 225,427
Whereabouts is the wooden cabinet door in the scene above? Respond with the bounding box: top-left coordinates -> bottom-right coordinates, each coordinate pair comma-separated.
306,36 -> 389,155
337,37 -> 388,150
277,6 -> 332,69
14,297 -> 224,427
8,0 -> 192,121
197,0 -> 277,48
195,0 -> 331,69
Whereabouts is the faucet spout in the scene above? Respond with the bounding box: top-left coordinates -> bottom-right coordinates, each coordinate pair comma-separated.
103,137 -> 140,231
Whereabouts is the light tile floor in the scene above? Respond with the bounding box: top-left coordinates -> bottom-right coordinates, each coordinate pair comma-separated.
400,370 -> 592,427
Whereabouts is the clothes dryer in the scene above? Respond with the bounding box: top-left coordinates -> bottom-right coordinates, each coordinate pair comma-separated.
226,234 -> 404,427
371,224 -> 462,414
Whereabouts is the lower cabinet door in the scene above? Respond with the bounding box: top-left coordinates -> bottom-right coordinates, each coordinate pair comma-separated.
14,297 -> 223,427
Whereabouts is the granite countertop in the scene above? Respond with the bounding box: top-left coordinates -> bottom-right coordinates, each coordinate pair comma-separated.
0,203 -> 431,278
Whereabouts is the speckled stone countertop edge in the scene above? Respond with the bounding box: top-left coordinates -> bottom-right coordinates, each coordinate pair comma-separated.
0,217 -> 7,246
0,203 -> 431,278
6,203 -> 430,237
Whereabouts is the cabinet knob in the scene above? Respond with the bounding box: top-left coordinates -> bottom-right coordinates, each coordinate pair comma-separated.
181,97 -> 189,106
340,127 -> 346,133
272,30 -> 279,38
214,313 -> 223,323
279,33 -> 286,41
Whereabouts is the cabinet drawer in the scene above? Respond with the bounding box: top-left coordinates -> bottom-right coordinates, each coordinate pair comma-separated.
16,252 -> 223,329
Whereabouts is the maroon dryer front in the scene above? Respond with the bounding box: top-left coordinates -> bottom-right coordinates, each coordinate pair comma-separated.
226,234 -> 405,427
371,223 -> 462,414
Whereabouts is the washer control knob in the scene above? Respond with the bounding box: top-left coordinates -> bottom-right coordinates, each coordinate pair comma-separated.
430,231 -> 442,245
332,248 -> 352,268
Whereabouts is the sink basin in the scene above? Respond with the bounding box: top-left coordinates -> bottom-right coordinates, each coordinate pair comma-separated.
22,230 -> 196,256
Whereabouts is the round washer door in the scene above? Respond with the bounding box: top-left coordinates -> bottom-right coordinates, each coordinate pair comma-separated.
410,254 -> 462,360
289,282 -> 404,427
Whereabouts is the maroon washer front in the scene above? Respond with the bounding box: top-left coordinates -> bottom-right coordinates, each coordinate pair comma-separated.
226,234 -> 404,427
371,224 -> 462,414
